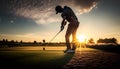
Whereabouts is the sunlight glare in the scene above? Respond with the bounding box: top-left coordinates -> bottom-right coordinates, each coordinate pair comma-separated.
77,35 -> 87,43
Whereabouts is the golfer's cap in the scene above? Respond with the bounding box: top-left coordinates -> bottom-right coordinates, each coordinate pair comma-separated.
55,5 -> 62,14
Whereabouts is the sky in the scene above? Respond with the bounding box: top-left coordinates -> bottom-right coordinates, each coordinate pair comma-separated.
0,0 -> 120,43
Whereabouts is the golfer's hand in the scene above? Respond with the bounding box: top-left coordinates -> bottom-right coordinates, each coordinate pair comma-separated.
60,26 -> 64,31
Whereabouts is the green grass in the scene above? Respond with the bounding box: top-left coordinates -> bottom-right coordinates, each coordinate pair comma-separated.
0,50 -> 74,69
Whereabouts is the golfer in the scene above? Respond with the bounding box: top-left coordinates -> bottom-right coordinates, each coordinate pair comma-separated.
55,5 -> 79,53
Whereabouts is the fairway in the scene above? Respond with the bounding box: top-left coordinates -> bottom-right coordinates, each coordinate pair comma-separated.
0,46 -> 74,69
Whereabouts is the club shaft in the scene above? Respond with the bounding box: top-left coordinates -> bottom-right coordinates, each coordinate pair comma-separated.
49,31 -> 61,42
43,31 -> 61,47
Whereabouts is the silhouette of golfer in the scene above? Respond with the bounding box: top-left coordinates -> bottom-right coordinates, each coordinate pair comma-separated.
55,5 -> 79,53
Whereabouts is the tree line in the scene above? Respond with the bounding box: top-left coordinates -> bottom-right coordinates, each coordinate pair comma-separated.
0,39 -> 66,47
87,37 -> 118,44
0,37 -> 118,47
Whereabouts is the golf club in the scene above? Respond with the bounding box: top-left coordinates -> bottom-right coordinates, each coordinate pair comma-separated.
49,30 -> 61,43
42,30 -> 62,50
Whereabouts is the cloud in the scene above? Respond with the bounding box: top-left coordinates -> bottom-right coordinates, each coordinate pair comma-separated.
2,0 -> 99,24
73,0 -> 99,13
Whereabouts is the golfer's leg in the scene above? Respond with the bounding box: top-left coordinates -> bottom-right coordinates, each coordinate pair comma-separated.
65,24 -> 72,50
72,29 -> 77,42
72,27 -> 78,50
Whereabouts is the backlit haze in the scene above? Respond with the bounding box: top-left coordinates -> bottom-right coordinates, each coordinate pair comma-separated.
0,0 -> 120,43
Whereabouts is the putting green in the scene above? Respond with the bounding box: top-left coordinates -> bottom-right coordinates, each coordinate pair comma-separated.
0,47 -> 74,69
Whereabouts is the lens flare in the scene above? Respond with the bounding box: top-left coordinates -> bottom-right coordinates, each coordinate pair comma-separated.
77,35 -> 87,43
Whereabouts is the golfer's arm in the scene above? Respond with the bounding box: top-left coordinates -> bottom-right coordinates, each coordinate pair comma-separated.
61,17 -> 66,27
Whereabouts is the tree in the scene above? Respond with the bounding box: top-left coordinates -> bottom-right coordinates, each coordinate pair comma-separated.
20,40 -> 23,43
97,38 -> 118,44
111,38 -> 117,44
34,41 -> 37,44
88,38 -> 95,44
43,39 -> 45,43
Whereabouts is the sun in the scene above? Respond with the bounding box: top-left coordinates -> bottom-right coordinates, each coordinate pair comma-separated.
77,35 -> 87,43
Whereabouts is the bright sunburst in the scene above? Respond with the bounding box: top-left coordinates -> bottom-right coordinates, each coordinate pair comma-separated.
77,35 -> 87,43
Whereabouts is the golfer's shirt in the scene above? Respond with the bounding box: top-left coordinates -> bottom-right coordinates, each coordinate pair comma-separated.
61,6 -> 79,25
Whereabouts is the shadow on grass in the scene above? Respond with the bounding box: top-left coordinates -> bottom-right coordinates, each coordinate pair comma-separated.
0,50 -> 74,69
